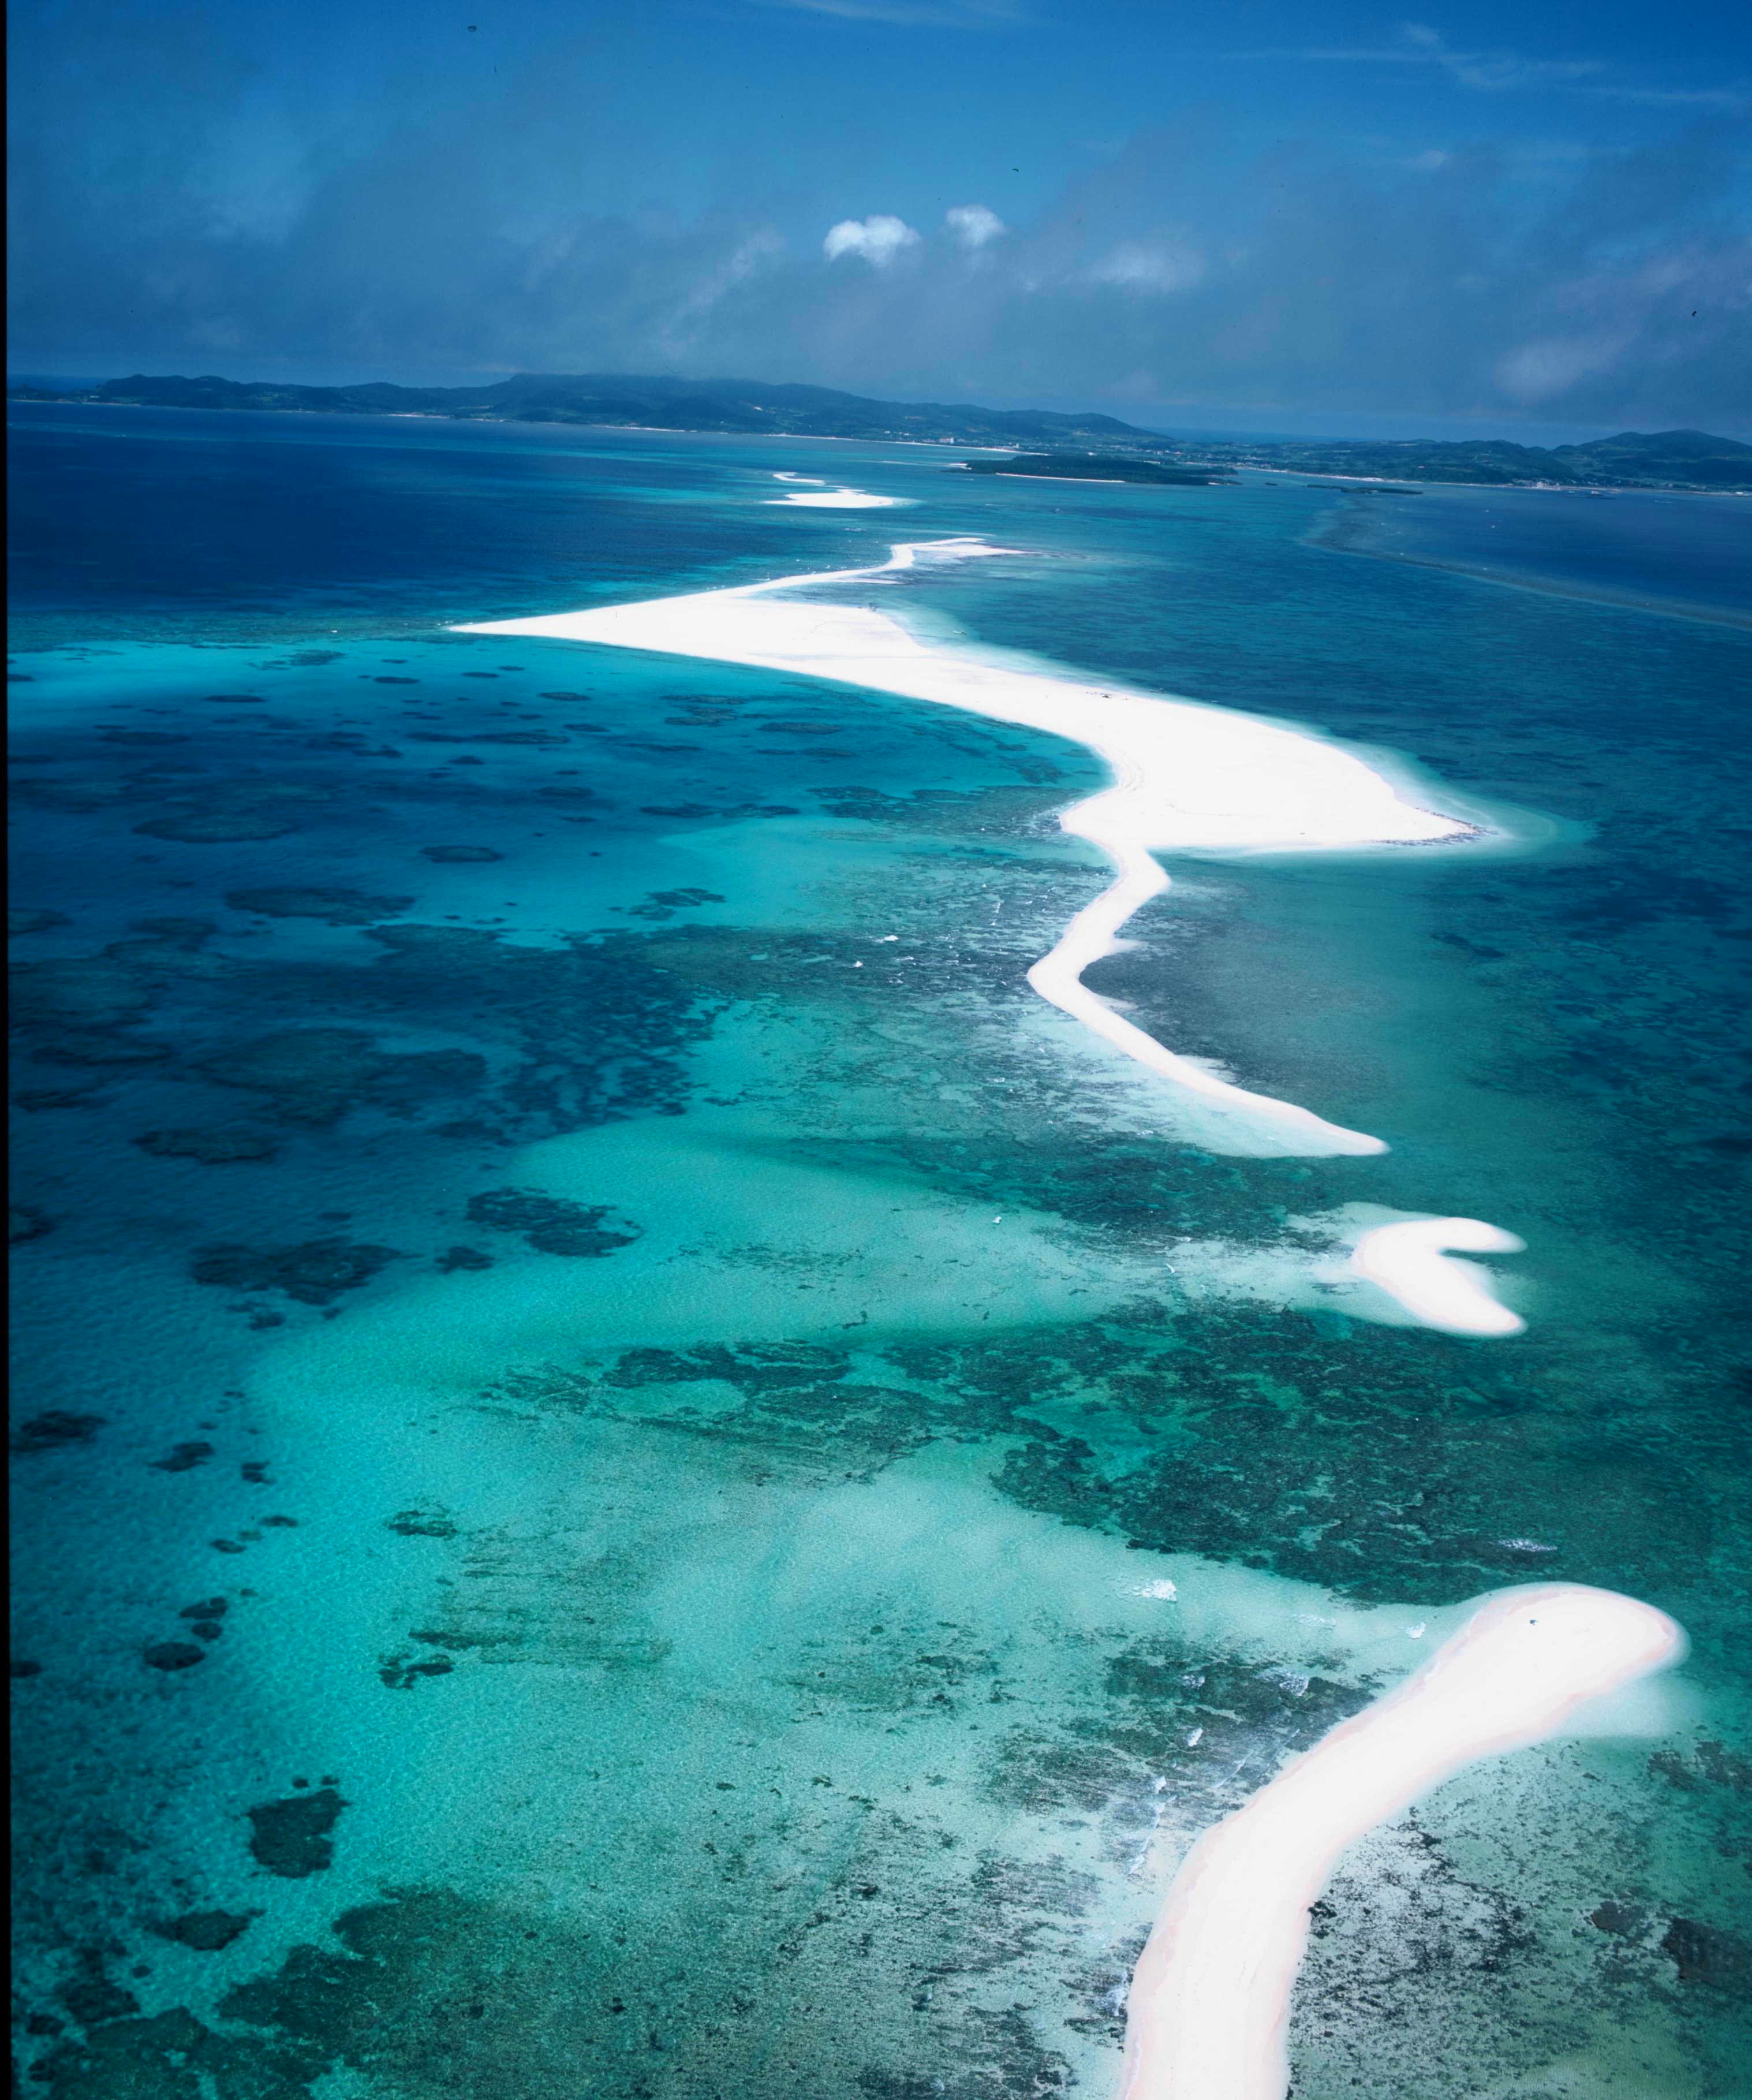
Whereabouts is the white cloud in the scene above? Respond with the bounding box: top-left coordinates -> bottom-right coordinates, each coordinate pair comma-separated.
823,214 -> 921,266
16,41 -> 1745,437
1089,241 -> 1205,294
944,203 -> 1006,250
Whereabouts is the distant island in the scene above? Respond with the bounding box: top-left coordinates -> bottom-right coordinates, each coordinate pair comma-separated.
1223,427 -> 1752,492
958,453 -> 1234,486
9,370 -> 1750,490
4,370 -> 1148,449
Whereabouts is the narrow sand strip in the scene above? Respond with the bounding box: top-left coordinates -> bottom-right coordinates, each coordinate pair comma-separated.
460,538 -> 1481,1164
766,486 -> 908,508
1119,1583 -> 1684,2100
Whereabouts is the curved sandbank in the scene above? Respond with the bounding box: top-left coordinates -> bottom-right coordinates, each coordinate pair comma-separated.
1346,1214 -> 1527,1336
459,538 -> 1486,1166
1119,1582 -> 1685,2100
1167,1204 -> 1528,1338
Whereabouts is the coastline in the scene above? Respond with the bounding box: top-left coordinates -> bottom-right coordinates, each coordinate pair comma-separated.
468,545 -> 1675,2092
1120,1583 -> 1686,2100
456,537 -> 1489,1165
12,391 -> 1748,2100
10,398 -> 1747,491
455,536 -> 1531,1340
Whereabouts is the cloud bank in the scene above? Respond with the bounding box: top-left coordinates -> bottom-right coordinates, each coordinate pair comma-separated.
8,30 -> 1748,431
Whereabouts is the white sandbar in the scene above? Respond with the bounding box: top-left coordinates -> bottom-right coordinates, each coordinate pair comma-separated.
1119,1583 -> 1684,2100
765,486 -> 908,508
1165,1203 -> 1528,1339
460,538 -> 1478,1161
1347,1214 -> 1527,1336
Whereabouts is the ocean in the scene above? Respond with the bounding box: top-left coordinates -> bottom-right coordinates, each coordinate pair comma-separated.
10,400 -> 1752,2097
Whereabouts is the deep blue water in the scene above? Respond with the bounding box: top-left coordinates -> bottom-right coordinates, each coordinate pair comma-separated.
1312,477 -> 1752,626
10,401 -> 1752,2099
7,403 -> 834,640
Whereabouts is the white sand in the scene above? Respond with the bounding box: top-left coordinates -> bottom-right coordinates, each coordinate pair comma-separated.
1119,1582 -> 1685,2100
451,550 -> 1666,2092
460,538 -> 1481,1163
766,486 -> 909,508
1163,1203 -> 1527,1339
1346,1214 -> 1527,1336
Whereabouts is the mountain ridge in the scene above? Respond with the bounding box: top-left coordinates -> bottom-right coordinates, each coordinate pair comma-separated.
6,369 -> 1146,446
9,372 -> 1750,488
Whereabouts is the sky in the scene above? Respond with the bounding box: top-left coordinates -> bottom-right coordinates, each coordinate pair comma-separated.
8,0 -> 1751,438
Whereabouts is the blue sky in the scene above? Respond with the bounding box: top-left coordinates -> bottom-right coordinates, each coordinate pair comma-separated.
8,0 -> 1750,435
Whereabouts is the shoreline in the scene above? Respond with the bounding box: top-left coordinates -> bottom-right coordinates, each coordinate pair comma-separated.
455,538 -> 1506,1181
1119,1582 -> 1684,2100
10,400 -> 1747,492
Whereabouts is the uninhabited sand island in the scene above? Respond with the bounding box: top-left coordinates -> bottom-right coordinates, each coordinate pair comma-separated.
459,536 -> 1534,1338
1118,1583 -> 1685,2100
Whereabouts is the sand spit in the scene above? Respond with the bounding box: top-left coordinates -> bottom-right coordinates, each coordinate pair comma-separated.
460,538 -> 1485,1170
1346,1213 -> 1527,1336
1165,1204 -> 1528,1340
767,471 -> 905,506
1119,1582 -> 1684,2100
766,484 -> 909,508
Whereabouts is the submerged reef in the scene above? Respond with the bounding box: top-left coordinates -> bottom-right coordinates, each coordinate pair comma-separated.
11,562 -> 1752,2100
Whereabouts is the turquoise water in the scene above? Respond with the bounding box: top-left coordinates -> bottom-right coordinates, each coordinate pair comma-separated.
10,404 -> 1752,2096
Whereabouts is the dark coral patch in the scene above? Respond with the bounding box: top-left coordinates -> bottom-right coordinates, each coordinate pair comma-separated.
191,1237 -> 402,1307
246,1787 -> 347,1877
151,1910 -> 257,1952
135,811 -> 299,842
10,1411 -> 104,1453
195,1029 -> 483,1125
226,886 -> 414,926
1662,1916 -> 1752,1989
144,1643 -> 207,1672
150,1442 -> 215,1472
465,1187 -> 640,1258
134,1128 -> 278,1163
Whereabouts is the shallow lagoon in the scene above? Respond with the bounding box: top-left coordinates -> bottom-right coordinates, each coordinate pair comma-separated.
10,405 -> 1752,2096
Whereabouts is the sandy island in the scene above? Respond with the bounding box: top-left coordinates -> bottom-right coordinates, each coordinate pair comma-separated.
1118,1581 -> 1684,2099
766,473 -> 907,508
453,550 -> 1678,2097
458,537 -> 1527,1333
